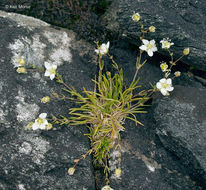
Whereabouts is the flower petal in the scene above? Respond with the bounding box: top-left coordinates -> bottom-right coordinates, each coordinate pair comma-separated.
106,41 -> 110,49
150,40 -> 155,45
167,86 -> 174,91
52,65 -> 57,69
147,49 -> 153,57
142,39 -> 149,45
160,78 -> 166,83
44,62 -> 51,69
39,113 -> 47,119
166,78 -> 172,84
50,74 -> 55,80
160,88 -> 167,96
32,123 -> 39,130
139,45 -> 147,51
156,82 -> 162,89
45,70 -> 50,77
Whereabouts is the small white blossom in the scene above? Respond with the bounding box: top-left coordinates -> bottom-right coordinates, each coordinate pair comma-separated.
32,113 -> 48,130
101,185 -> 114,190
132,13 -> 141,22
156,78 -> 174,96
139,39 -> 157,57
44,62 -> 57,80
160,38 -> 174,49
95,42 -> 110,55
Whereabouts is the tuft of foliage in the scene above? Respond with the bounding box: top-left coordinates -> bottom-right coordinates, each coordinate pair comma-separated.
54,43 -> 152,184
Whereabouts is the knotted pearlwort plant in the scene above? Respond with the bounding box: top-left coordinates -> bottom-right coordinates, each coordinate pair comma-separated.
18,13 -> 190,190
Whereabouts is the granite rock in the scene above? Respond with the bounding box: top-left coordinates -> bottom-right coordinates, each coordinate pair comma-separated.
153,85 -> 206,188
104,0 -> 206,71
0,11 -> 96,190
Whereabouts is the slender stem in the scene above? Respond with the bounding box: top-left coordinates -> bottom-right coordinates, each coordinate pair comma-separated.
132,50 -> 143,83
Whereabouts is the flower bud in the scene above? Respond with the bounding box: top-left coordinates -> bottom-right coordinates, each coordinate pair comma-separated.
132,13 -> 141,22
115,168 -> 122,178
101,185 -> 114,190
41,96 -> 50,103
160,62 -> 168,72
68,167 -> 75,175
17,67 -> 26,74
174,71 -> 181,77
149,26 -> 156,32
183,48 -> 190,55
46,123 -> 53,130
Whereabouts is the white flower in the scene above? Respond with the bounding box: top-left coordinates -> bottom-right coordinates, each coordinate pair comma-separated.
95,42 -> 110,55
44,62 -> 57,80
160,38 -> 174,49
139,39 -> 157,57
32,113 -> 48,130
101,185 -> 114,190
156,78 -> 174,96
132,13 -> 141,22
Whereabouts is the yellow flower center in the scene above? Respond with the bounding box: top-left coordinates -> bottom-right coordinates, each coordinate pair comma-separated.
18,58 -> 26,66
49,68 -> 56,74
41,96 -> 50,103
147,44 -> 152,49
37,118 -> 44,124
164,42 -> 169,46
163,83 -> 168,88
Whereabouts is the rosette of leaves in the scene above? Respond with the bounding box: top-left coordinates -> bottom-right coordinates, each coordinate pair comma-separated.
55,49 -> 151,184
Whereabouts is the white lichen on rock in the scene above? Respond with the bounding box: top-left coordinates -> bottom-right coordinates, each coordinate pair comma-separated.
30,136 -> 50,165
15,89 -> 40,123
18,184 -> 26,190
19,142 -> 32,155
9,35 -> 46,68
44,31 -> 72,65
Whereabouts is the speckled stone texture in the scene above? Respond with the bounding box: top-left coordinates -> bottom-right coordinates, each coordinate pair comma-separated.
0,11 -> 96,190
104,0 -> 206,71
153,86 -> 206,189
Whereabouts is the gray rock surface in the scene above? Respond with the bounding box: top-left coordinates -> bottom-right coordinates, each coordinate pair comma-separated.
104,0 -> 206,71
95,41 -> 203,189
153,86 -> 206,188
0,11 -> 96,190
